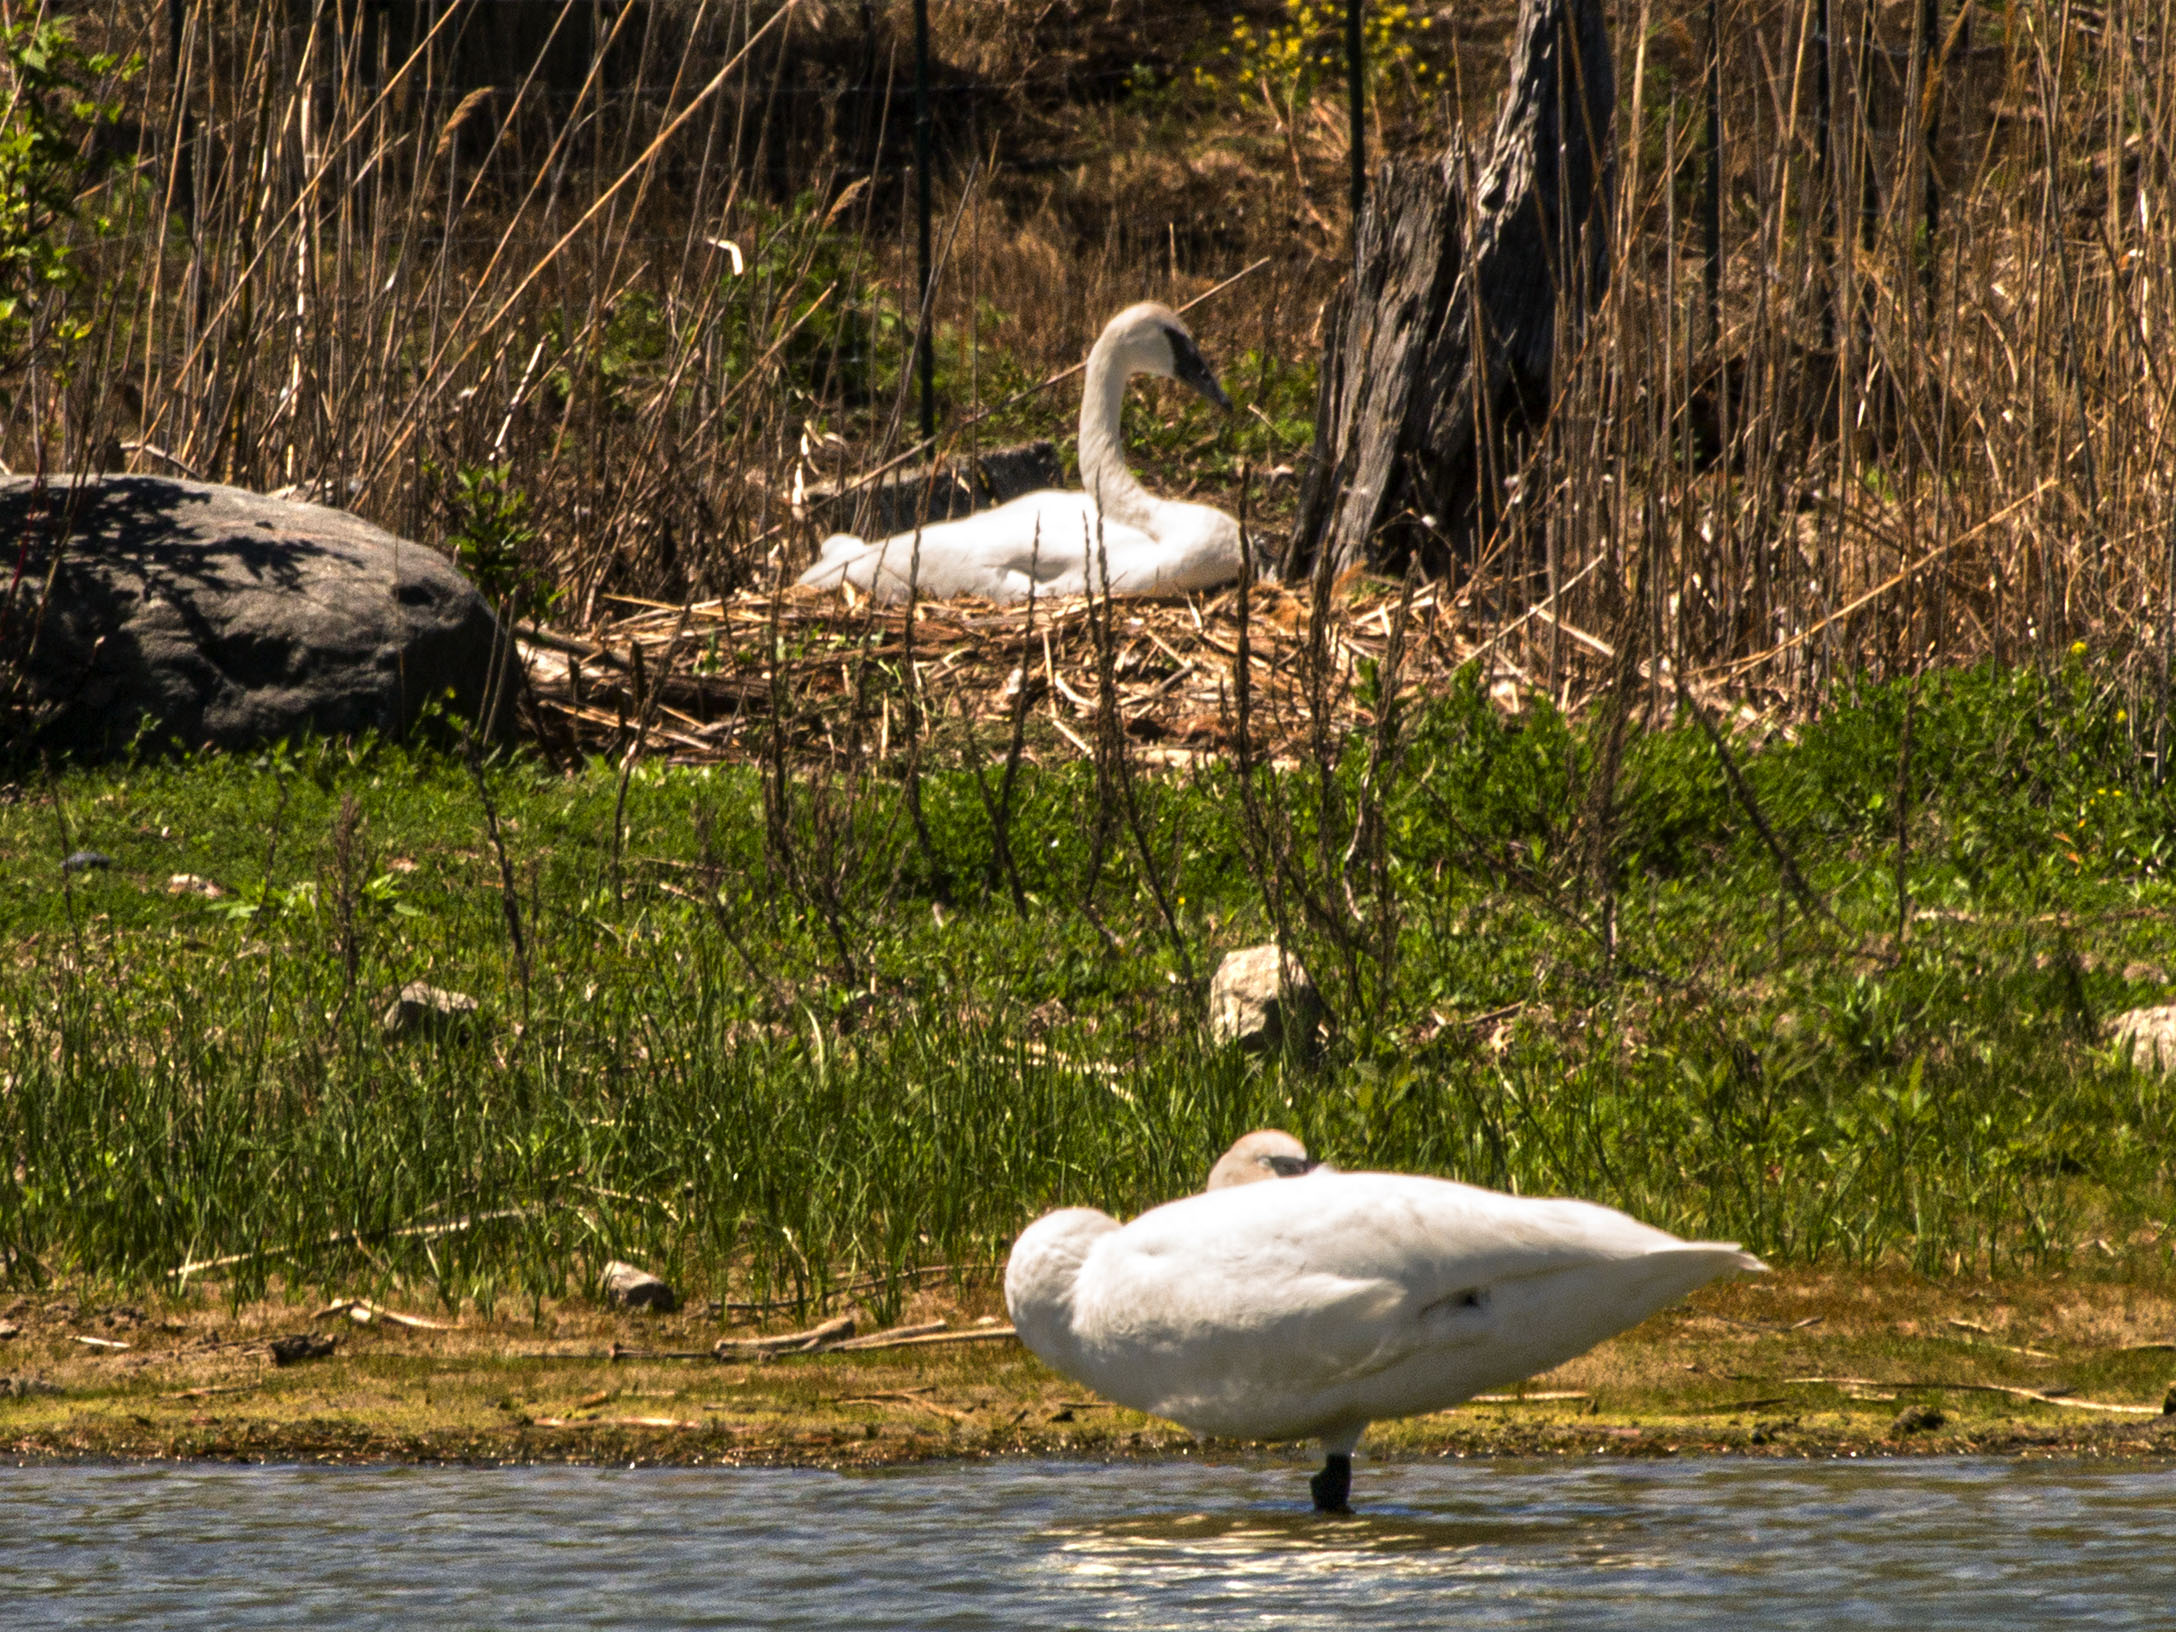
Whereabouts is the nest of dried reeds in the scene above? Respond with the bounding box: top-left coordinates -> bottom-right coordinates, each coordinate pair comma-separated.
519,576 -> 1527,769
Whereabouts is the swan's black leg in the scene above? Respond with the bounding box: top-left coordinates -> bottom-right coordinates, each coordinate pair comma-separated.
1310,1453 -> 1352,1513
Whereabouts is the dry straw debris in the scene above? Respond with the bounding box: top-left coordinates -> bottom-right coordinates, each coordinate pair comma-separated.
518,575 -> 1790,769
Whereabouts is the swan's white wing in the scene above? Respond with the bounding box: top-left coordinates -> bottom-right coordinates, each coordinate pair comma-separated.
794,534 -> 877,590
836,493 -> 1160,602
1100,502 -> 1244,595
795,493 -> 1230,603
1065,1173 -> 1758,1441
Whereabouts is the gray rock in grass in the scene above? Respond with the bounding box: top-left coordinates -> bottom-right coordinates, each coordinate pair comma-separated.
0,474 -> 516,760
1208,944 -> 1321,1052
601,1261 -> 678,1313
1891,1403 -> 1946,1436
2109,1004 -> 2176,1072
380,982 -> 481,1041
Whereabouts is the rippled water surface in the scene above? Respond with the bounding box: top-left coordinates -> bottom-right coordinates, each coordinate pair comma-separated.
5,1457 -> 2173,1629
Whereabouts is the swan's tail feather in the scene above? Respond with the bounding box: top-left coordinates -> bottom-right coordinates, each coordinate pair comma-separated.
796,534 -> 870,590
1629,1243 -> 1767,1308
1486,1241 -> 1766,1379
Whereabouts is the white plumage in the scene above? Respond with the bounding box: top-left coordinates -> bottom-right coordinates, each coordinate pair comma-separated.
1007,1142 -> 1762,1510
795,302 -> 1244,604
1203,1127 -> 1318,1189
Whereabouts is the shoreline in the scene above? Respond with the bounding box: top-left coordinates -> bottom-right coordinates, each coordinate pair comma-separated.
6,1269 -> 2173,1470
9,1417 -> 2176,1470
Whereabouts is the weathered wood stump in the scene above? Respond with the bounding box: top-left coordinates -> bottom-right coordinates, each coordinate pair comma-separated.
1285,0 -> 1615,581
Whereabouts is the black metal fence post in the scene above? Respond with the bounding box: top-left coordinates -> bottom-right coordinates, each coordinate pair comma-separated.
1815,0 -> 1836,352
167,0 -> 195,227
1920,0 -> 1941,298
1347,0 -> 1365,231
1703,0 -> 1722,351
913,0 -> 936,442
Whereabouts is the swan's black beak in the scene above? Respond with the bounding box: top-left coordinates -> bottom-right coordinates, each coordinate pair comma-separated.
1166,327 -> 1233,412
1266,1155 -> 1318,1178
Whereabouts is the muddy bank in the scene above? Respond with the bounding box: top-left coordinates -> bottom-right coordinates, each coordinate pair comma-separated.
6,1269 -> 2172,1468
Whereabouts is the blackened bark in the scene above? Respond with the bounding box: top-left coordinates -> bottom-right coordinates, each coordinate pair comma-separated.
1285,0 -> 1615,580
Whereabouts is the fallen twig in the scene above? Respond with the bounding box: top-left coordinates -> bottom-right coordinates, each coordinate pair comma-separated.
171,1207 -> 544,1281
1783,1376 -> 2165,1415
314,1299 -> 456,1331
831,1388 -> 973,1422
824,1321 -> 948,1351
1466,1390 -> 1590,1404
832,1326 -> 1018,1353
1941,1320 -> 2056,1360
713,1314 -> 857,1359
713,1262 -> 1001,1320
591,1320 -> 1017,1363
1697,1313 -> 1825,1335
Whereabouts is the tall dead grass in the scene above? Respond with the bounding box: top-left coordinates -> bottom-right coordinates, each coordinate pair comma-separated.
7,0 -> 2174,733
1542,0 -> 2176,734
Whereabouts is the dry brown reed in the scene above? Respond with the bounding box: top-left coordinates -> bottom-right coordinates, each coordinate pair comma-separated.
7,0 -> 2173,740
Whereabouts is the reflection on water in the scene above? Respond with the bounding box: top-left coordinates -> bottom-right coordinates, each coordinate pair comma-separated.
4,1456 -> 2173,1630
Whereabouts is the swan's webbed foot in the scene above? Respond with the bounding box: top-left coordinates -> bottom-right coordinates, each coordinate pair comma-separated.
1310,1453 -> 1352,1513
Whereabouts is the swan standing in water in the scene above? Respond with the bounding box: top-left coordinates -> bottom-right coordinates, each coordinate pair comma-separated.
1008,1132 -> 1763,1513
796,302 -> 1244,603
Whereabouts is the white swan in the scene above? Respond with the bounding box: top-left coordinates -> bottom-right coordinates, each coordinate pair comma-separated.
1007,1147 -> 1763,1512
796,302 -> 1243,603
1204,1128 -> 1318,1189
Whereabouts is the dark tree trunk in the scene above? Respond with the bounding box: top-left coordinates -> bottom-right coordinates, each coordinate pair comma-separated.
1284,0 -> 1615,581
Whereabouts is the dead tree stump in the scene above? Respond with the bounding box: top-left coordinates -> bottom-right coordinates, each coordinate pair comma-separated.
1284,0 -> 1615,581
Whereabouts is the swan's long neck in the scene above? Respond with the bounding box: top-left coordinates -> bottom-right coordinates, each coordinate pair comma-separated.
1078,338 -> 1157,534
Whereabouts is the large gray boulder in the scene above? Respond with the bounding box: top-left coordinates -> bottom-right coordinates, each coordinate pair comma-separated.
0,475 -> 515,759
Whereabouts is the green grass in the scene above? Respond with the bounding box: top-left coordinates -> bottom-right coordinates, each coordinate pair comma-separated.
4,657 -> 2175,1320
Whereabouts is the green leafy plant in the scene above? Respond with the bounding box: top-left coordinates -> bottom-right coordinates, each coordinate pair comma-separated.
437,463 -> 556,623
718,189 -> 905,415
0,17 -> 133,379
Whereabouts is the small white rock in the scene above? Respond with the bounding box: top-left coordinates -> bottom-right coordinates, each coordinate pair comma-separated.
1208,944 -> 1321,1051
601,1260 -> 678,1313
2110,1003 -> 2176,1072
380,982 -> 481,1041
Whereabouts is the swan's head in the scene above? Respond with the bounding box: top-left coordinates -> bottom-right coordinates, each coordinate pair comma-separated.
1103,301 -> 1232,411
1205,1128 -> 1318,1190
1005,1206 -> 1120,1371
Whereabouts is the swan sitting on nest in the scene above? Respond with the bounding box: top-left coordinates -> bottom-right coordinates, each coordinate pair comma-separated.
1007,1129 -> 1764,1513
795,302 -> 1244,603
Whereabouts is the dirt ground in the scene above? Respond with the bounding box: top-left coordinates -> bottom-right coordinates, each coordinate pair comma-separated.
5,1268 -> 2173,1469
